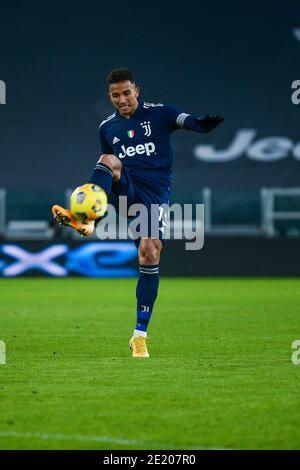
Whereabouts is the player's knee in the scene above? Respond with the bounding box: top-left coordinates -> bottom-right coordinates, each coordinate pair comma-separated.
139,240 -> 161,265
98,154 -> 122,181
98,153 -> 117,168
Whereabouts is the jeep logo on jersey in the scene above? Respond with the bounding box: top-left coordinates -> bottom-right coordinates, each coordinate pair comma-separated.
118,143 -> 156,159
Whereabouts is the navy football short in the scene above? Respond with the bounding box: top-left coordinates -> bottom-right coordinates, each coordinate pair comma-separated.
110,166 -> 169,245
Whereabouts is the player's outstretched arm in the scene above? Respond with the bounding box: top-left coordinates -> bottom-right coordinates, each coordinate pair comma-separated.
163,104 -> 224,134
181,113 -> 224,133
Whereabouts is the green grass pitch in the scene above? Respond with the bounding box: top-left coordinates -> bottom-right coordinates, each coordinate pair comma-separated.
0,278 -> 300,450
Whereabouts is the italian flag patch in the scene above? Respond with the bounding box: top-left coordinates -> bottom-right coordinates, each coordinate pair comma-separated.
127,130 -> 135,138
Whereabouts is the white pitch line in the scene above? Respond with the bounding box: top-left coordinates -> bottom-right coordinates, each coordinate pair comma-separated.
0,431 -> 229,450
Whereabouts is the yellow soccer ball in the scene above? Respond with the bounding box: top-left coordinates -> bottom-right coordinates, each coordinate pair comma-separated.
70,183 -> 107,222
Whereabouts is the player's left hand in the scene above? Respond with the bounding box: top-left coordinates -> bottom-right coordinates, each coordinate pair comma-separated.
197,115 -> 224,133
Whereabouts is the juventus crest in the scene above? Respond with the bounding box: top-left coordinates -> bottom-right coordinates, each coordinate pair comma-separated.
141,121 -> 152,137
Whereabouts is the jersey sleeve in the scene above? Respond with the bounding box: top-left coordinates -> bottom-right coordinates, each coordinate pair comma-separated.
99,124 -> 113,154
163,104 -> 191,132
163,104 -> 182,131
163,104 -> 211,133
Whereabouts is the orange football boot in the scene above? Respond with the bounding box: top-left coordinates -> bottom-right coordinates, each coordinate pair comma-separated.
52,204 -> 95,236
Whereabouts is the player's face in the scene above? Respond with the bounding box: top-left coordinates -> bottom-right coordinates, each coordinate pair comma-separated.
109,80 -> 140,118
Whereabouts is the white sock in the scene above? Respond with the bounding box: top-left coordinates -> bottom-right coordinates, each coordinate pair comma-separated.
133,329 -> 147,338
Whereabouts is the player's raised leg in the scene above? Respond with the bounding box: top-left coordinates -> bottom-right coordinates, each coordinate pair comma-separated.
52,154 -> 122,235
88,153 -> 122,195
130,238 -> 162,358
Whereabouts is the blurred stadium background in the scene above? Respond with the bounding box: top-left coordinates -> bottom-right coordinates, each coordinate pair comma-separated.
0,0 -> 299,277
0,0 -> 300,451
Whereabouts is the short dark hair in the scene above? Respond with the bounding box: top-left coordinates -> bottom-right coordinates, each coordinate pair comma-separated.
107,68 -> 135,86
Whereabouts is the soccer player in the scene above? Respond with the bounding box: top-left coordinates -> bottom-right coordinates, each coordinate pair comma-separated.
52,68 -> 223,358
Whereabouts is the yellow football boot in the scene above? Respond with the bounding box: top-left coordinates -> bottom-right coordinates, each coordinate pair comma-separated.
129,336 -> 150,358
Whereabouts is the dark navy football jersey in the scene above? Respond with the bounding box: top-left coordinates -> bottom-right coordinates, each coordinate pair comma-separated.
98,100 -> 189,198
